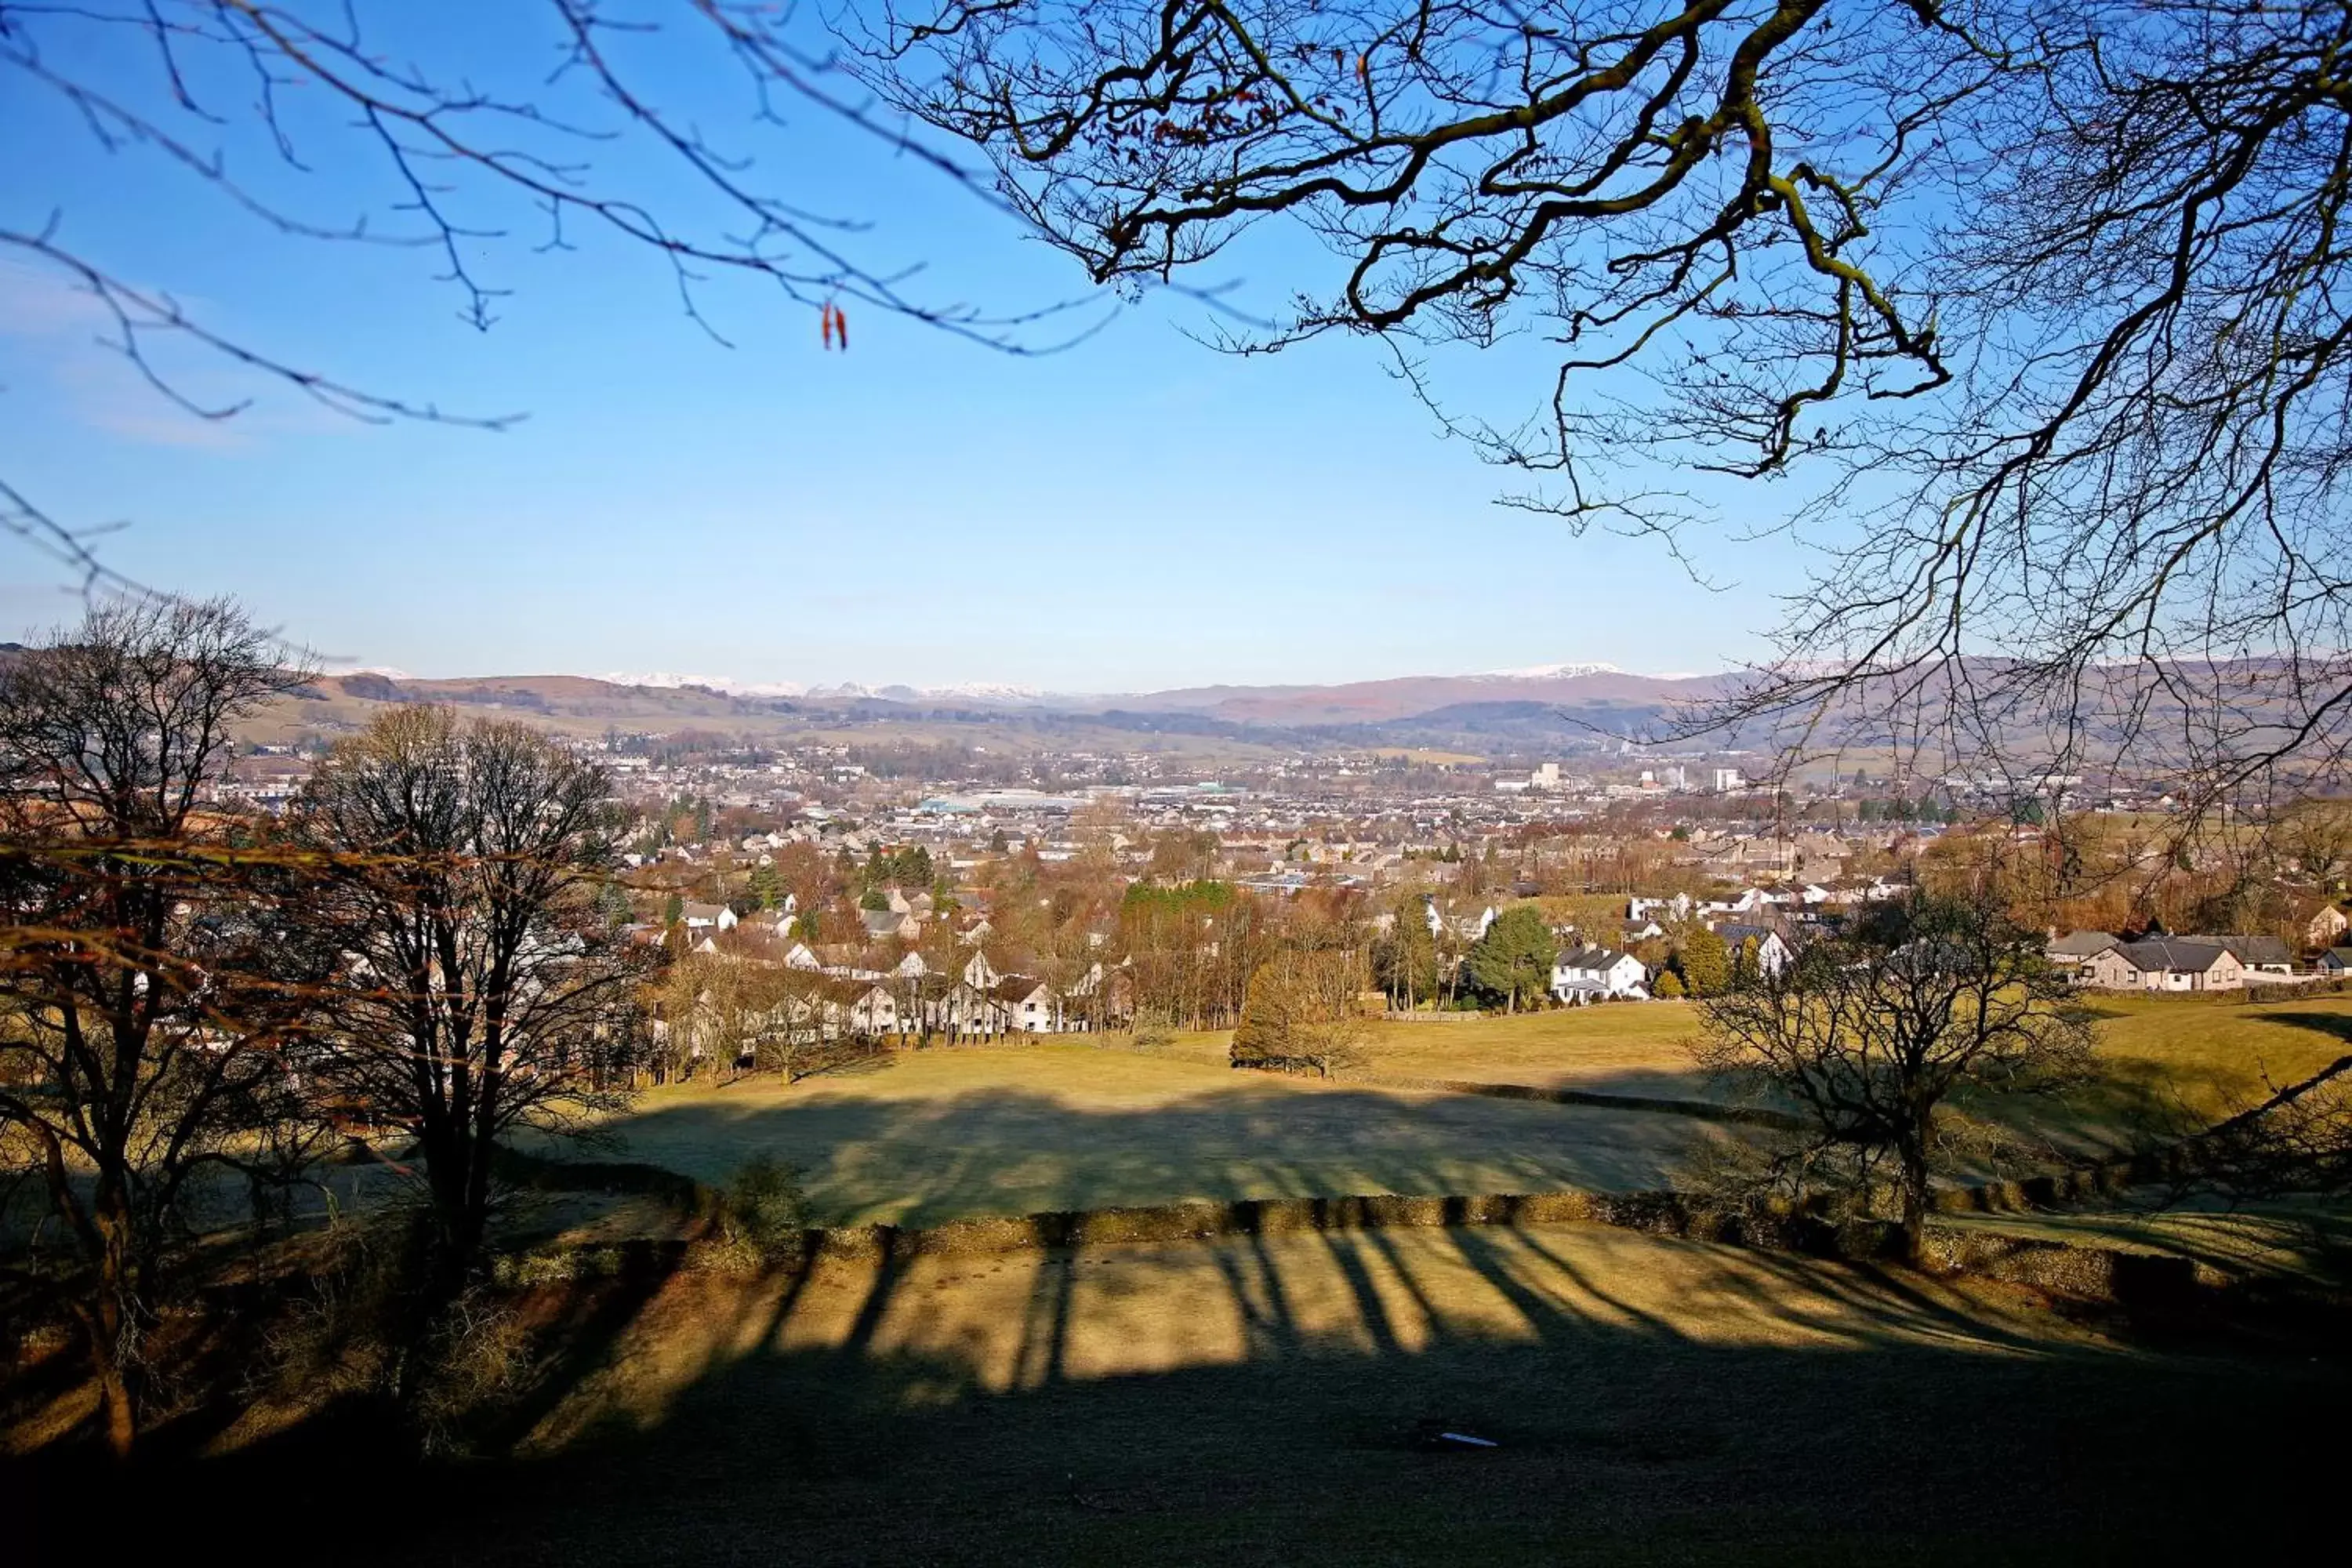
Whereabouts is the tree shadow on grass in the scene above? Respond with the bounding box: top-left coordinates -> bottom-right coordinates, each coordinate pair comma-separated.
23,1208 -> 2342,1567
598,1078 -> 1746,1229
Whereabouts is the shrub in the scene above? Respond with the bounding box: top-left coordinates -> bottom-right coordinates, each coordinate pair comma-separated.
713,1154 -> 811,1261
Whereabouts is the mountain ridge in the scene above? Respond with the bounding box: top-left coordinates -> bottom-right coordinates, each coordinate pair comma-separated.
310,665 -> 1735,728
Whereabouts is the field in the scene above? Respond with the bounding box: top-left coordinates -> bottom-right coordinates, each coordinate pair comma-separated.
16,995 -> 2352,1563
589,995 -> 2352,1230
599,1047 -> 1740,1227
78,1216 -> 2339,1566
463,999 -> 2352,1563
1180,989 -> 2352,1109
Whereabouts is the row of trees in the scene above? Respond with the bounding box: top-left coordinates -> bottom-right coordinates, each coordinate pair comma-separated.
2,601 -> 647,1455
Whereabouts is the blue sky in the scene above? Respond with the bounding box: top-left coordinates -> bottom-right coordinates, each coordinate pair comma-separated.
1,4 -> 1809,691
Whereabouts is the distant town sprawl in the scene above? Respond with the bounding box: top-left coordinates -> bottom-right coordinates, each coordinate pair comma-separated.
201,717 -> 2352,1061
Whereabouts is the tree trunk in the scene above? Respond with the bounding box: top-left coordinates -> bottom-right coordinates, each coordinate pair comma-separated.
96,1350 -> 137,1460
1896,1130 -> 1932,1266
87,1183 -> 143,1459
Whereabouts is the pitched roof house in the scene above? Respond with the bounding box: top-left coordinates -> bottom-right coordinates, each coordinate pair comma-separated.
1551,946 -> 1650,1003
2049,929 -> 2122,960
1715,924 -> 1793,976
2183,934 -> 2294,974
2085,939 -> 2246,992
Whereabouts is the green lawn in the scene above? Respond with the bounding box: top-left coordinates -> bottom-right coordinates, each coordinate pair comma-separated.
599,1045 -> 1738,1226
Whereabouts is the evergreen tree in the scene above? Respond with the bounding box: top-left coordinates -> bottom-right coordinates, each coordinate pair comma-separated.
1679,926 -> 1732,997
663,891 -> 684,927
1654,969 -> 1687,1000
1466,905 -> 1559,1013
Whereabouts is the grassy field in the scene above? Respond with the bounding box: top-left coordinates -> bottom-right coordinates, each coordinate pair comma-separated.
600,1047 -> 1741,1227
589,995 -> 2352,1227
111,1218 -> 2341,1565
1353,1005 -> 1715,1094
16,1008 -> 2352,1563
1201,992 -> 2352,1119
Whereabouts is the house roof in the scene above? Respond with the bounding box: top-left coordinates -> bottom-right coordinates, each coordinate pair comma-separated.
1557,945 -> 1637,970
2049,930 -> 2122,957
810,975 -> 890,1006
2114,938 -> 2236,974
2183,934 -> 2293,966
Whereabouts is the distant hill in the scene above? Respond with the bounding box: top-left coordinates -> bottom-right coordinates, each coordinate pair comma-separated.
209,664 -> 1769,761
1085,669 -> 1733,726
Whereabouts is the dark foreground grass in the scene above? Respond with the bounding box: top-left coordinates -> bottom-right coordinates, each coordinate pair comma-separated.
9,1221 -> 2343,1566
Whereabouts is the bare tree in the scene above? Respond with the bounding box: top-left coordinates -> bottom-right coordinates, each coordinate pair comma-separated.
292,707 -> 648,1316
864,1 -> 2352,805
3,1 -> 1094,590
0,597 -> 316,1455
1232,946 -> 1367,1077
1695,892 -> 2092,1261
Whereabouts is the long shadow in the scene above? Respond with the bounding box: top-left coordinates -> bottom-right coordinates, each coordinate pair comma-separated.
1356,1222 -> 1455,1349
601,1077 -> 1738,1231
1315,1229 -> 1403,1356
19,1036 -> 2352,1562
28,1210 -> 2346,1568
1012,1248 -> 1076,1388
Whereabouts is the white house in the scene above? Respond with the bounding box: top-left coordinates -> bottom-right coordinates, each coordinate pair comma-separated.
1425,895 -> 1497,942
1551,946 -> 1650,1003
1715,924 -> 1794,977
994,976 -> 1062,1033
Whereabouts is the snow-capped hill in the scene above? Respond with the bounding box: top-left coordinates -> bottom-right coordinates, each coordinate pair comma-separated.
1475,661 -> 1626,681
599,672 -> 1044,705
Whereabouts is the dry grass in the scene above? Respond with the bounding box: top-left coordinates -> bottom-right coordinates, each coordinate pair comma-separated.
1353,1005 -> 1713,1094
590,996 -> 2352,1225
600,1047 -> 1740,1227
364,1219 -> 2341,1564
